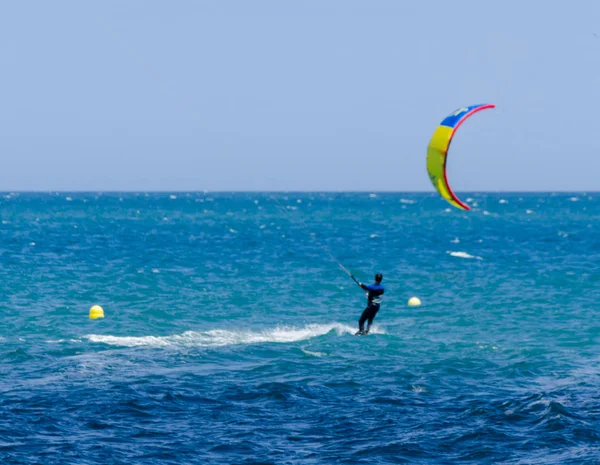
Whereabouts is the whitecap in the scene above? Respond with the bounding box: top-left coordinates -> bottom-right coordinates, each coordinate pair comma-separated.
400,199 -> 415,204
447,251 -> 482,260
170,195 -> 177,200
369,193 -> 377,198
499,199 -> 508,204
301,348 -> 327,357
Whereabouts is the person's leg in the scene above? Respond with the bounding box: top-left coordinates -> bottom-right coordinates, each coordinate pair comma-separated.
365,305 -> 380,334
357,307 -> 370,334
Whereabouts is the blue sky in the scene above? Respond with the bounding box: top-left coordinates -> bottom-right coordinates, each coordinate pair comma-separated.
1,1 -> 599,191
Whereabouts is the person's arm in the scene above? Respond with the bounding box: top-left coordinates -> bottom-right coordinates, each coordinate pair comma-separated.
359,282 -> 370,291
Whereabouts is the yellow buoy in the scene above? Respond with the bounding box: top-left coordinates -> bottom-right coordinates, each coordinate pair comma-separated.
408,297 -> 422,307
89,305 -> 105,319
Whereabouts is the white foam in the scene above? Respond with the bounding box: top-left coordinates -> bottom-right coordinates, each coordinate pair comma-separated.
569,197 -> 579,202
369,193 -> 377,198
301,348 -> 327,357
499,199 -> 508,204
400,199 -> 415,204
85,323 -> 363,348
447,251 -> 482,260
451,238 -> 460,244
170,195 -> 177,200
526,209 -> 534,214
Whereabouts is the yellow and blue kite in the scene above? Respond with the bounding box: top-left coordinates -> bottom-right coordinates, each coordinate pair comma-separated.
426,104 -> 495,210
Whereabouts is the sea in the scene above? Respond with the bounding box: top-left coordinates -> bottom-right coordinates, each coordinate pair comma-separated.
1,192 -> 599,464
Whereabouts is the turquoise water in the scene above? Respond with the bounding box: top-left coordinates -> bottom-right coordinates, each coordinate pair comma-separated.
1,192 -> 599,464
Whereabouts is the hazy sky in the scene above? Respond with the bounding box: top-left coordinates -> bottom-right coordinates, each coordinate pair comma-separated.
1,1 -> 599,191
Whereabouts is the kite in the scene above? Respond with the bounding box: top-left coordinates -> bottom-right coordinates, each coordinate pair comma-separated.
426,104 -> 495,210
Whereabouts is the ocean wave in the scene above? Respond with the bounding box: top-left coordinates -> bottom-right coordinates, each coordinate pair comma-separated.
85,323 -> 374,348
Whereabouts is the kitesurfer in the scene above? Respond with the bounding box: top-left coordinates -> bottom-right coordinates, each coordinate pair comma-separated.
355,273 -> 384,335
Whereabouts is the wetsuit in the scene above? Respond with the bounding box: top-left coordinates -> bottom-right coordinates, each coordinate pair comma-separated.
358,282 -> 385,334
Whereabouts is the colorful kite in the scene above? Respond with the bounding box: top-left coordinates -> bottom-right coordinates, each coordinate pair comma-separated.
426,104 -> 495,210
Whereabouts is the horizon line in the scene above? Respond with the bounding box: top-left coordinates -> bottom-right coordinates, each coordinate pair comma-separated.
0,190 -> 597,194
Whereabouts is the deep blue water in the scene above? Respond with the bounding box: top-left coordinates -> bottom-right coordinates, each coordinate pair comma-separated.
1,192 -> 600,464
